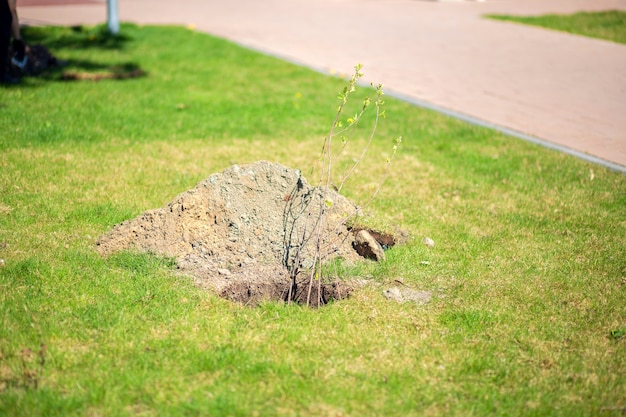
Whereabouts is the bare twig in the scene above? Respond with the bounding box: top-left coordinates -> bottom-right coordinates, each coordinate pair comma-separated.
284,64 -> 400,307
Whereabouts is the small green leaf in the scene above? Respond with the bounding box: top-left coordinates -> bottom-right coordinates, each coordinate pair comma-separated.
610,328 -> 626,340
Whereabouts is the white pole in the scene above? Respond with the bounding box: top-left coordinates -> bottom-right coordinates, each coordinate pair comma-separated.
107,0 -> 120,34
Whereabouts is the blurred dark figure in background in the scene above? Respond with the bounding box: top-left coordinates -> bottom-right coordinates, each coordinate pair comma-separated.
1,0 -> 26,84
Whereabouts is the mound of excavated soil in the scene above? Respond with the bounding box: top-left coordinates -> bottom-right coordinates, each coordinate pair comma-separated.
97,161 -> 388,306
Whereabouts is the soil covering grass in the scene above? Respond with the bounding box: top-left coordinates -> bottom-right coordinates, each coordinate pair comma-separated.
486,10 -> 626,44
1,23 -> 625,416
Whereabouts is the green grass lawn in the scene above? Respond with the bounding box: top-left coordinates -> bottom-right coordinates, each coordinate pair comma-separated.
486,10 -> 626,44
1,24 -> 625,416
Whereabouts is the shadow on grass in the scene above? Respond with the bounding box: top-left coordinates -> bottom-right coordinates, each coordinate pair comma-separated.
10,24 -> 146,85
47,59 -> 145,82
22,24 -> 132,51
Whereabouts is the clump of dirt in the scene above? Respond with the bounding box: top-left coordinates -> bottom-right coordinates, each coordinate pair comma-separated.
61,67 -> 145,81
97,161 -> 393,306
